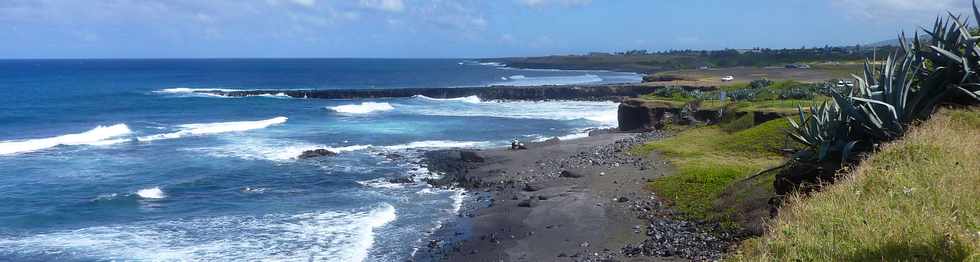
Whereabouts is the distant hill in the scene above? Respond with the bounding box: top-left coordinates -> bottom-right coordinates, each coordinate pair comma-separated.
866,36 -> 930,47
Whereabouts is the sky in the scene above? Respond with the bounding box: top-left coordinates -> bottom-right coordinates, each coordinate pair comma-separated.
0,0 -> 975,59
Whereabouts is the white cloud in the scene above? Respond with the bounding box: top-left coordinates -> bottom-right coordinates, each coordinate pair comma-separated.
832,0 -> 972,24
517,0 -> 592,8
359,0 -> 404,12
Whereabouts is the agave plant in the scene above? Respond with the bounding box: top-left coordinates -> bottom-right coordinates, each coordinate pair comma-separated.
918,3 -> 980,104
787,101 -> 857,162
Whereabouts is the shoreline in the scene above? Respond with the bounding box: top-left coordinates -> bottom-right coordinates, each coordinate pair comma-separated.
413,131 -> 734,261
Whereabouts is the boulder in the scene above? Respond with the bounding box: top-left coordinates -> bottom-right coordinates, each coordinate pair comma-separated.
523,183 -> 542,192
298,149 -> 338,159
459,151 -> 485,163
387,176 -> 415,184
559,170 -> 584,178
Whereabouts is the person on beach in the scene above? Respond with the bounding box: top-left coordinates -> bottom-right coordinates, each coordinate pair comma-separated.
511,139 -> 527,150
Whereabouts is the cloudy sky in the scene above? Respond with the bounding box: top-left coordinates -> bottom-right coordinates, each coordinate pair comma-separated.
0,0 -> 973,58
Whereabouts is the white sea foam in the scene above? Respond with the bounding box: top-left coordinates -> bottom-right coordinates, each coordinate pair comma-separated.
191,136 -> 372,162
493,74 -> 603,86
154,88 -> 245,94
252,92 -> 291,98
137,117 -> 287,142
383,140 -> 494,150
411,95 -> 481,104
357,178 -> 407,189
328,102 -> 395,114
398,100 -> 620,127
478,62 -> 505,67
556,132 -> 590,141
0,204 -> 397,261
0,124 -> 132,155
136,187 -> 166,199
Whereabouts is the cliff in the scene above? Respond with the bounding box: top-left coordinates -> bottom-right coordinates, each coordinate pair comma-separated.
617,98 -> 789,131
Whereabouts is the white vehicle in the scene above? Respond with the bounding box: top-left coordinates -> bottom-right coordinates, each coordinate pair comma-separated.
721,75 -> 735,82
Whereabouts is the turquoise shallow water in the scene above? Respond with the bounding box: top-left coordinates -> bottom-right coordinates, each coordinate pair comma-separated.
0,59 -> 638,261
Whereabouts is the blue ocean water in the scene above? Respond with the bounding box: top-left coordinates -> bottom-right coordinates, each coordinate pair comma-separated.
0,59 -> 639,261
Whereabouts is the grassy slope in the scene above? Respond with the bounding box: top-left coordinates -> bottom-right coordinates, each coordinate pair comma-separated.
737,108 -> 980,261
633,116 -> 796,221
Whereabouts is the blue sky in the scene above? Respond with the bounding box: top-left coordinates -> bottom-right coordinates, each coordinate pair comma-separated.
0,0 -> 972,58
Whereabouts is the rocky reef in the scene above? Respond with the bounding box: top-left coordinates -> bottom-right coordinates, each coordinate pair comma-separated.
199,84 -> 664,101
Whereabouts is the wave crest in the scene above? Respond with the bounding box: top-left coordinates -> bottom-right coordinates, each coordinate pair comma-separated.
136,187 -> 166,199
137,117 -> 287,142
411,95 -> 481,104
0,124 -> 132,155
328,102 -> 395,114
0,204 -> 397,261
494,74 -> 602,86
383,140 -> 493,150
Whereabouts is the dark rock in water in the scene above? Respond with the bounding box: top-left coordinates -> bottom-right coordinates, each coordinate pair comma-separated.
388,177 -> 414,184
537,195 -> 549,200
384,153 -> 404,160
459,151 -> 485,163
298,149 -> 338,159
559,170 -> 584,178
617,197 -> 630,203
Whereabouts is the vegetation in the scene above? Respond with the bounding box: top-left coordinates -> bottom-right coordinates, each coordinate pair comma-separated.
737,108 -> 980,261
735,7 -> 980,261
638,80 -> 834,114
786,8 -> 980,177
632,117 -> 799,221
486,46 -> 898,74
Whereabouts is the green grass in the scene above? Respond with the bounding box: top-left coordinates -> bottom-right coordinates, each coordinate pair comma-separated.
736,108 -> 980,261
635,96 -> 827,114
633,118 -> 797,220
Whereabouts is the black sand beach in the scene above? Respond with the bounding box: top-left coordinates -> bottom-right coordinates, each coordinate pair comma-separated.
417,132 -> 733,261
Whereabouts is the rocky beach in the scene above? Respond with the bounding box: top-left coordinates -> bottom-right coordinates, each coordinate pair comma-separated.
416,131 -> 737,261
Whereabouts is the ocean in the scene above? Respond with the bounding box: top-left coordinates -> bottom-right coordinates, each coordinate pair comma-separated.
0,59 -> 640,261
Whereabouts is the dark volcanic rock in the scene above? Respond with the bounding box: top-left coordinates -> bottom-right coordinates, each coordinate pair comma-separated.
559,170 -> 584,178
522,183 -> 542,192
298,149 -> 338,159
459,151 -> 485,163
517,198 -> 536,207
387,176 -> 415,184
622,217 -> 732,261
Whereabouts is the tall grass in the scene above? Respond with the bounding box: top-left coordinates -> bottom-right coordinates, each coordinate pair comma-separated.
737,108 -> 980,261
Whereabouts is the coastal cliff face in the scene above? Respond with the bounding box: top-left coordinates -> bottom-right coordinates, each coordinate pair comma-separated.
617,98 -> 788,131
617,99 -> 679,131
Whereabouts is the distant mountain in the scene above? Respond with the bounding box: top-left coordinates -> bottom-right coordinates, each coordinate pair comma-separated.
866,36 -> 930,47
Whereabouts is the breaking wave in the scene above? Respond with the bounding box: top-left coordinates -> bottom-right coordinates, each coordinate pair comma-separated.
0,204 -> 397,261
0,124 -> 132,155
493,74 -> 603,86
383,140 -> 495,150
411,95 -> 481,104
136,187 -> 166,199
397,100 -> 620,127
137,117 -> 287,142
328,102 -> 395,114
